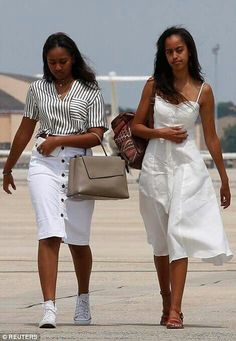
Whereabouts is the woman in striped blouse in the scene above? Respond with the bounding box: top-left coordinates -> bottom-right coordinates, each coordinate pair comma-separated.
3,32 -> 108,328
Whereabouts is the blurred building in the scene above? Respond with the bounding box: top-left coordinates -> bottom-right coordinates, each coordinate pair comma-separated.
0,72 -> 38,151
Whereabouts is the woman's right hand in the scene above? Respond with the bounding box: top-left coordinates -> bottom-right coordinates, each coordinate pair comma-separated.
3,174 -> 16,194
158,127 -> 188,144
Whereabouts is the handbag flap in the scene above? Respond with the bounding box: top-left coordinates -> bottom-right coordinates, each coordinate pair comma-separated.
81,156 -> 125,179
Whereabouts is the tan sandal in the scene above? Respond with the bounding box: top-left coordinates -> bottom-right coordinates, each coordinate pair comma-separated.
166,311 -> 184,329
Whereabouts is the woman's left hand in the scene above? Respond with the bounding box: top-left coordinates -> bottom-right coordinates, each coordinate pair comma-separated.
220,181 -> 231,209
37,136 -> 60,156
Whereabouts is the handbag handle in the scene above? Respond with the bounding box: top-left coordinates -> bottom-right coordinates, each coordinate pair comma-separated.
147,78 -> 156,129
90,132 -> 108,156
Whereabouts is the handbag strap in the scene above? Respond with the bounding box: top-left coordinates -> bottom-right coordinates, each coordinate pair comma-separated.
147,78 -> 156,129
90,132 -> 108,156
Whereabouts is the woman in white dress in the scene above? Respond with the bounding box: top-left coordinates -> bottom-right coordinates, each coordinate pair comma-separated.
131,27 -> 233,329
3,33 -> 108,328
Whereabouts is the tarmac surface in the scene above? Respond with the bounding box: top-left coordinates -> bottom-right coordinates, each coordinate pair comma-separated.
0,169 -> 236,341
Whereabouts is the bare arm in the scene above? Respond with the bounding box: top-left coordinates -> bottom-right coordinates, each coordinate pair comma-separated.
131,79 -> 188,143
3,117 -> 37,194
199,84 -> 230,208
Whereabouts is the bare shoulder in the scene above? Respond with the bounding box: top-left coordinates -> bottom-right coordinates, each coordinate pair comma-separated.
202,83 -> 214,96
142,77 -> 155,96
147,76 -> 155,86
199,82 -> 214,105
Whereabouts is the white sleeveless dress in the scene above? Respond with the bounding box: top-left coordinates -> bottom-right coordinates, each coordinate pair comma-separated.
139,84 -> 233,265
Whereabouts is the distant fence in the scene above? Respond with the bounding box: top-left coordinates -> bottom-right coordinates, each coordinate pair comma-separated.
200,151 -> 236,168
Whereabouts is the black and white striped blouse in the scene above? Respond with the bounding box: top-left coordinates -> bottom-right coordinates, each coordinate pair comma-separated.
24,79 -> 108,136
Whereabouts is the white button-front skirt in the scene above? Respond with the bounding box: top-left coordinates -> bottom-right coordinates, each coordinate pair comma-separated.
27,145 -> 94,245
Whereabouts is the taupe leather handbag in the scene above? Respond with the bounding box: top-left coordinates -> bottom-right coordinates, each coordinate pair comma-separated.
67,132 -> 129,200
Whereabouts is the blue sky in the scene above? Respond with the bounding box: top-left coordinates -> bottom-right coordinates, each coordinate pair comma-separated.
0,0 -> 236,108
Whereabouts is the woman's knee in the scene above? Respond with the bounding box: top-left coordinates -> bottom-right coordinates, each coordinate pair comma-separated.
39,237 -> 61,248
69,244 -> 90,257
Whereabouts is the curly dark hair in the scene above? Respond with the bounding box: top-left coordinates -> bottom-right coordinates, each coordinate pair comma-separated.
153,26 -> 204,103
42,32 -> 98,88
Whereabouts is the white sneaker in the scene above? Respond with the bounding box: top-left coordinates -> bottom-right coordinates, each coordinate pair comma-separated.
39,300 -> 57,328
74,293 -> 91,325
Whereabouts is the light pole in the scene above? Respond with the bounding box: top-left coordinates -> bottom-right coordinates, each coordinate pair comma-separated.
108,71 -> 118,118
212,44 -> 220,132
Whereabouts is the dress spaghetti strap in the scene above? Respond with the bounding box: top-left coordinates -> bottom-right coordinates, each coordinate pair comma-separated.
196,82 -> 205,103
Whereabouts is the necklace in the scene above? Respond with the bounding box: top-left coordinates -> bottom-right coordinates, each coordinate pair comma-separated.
55,79 -> 74,99
55,78 -> 74,88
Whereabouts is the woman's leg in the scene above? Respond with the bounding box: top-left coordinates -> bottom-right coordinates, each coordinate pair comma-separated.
154,255 -> 171,294
169,257 -> 188,312
69,245 -> 92,294
69,245 -> 92,325
38,237 -> 61,301
167,257 -> 188,327
154,255 -> 171,323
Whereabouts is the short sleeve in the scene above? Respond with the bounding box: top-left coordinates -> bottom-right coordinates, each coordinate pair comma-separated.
87,91 -> 108,130
24,85 -> 39,121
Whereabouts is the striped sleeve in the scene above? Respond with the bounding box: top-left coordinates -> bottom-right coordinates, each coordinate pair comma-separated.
24,84 -> 39,121
87,91 -> 108,130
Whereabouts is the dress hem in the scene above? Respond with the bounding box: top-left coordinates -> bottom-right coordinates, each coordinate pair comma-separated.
38,233 -> 65,240
170,252 -> 233,265
152,251 -> 233,265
